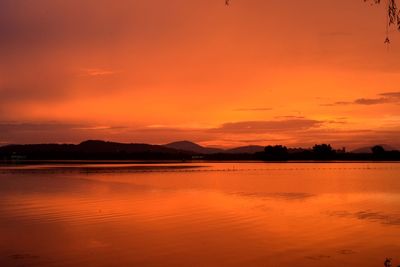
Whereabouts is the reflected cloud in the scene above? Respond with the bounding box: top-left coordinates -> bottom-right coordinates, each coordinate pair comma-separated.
232,192 -> 316,201
305,254 -> 331,261
10,253 -> 40,260
328,210 -> 400,226
337,249 -> 356,255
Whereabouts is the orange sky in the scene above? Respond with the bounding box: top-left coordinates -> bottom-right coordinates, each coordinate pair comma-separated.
1,0 -> 400,149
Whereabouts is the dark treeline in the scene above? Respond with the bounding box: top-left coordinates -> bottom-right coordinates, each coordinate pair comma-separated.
0,140 -> 194,161
0,141 -> 399,162
253,144 -> 400,161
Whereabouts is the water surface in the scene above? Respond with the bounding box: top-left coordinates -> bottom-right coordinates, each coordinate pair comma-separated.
1,162 -> 399,266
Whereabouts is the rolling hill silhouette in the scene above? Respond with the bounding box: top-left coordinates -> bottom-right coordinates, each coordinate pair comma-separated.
1,140 -> 399,161
225,145 -> 265,154
0,140 -> 268,160
165,141 -> 224,154
0,140 -> 192,160
351,144 -> 398,154
165,141 -> 266,154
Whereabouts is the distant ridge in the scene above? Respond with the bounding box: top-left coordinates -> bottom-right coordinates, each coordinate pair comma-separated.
1,140 -> 399,161
77,140 -> 180,153
351,144 -> 398,154
0,140 -> 268,160
164,141 -> 224,154
164,141 -> 266,154
225,145 -> 265,154
0,140 -> 190,160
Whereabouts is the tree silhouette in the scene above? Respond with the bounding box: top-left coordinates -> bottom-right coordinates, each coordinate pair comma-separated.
371,145 -> 385,154
263,145 -> 289,161
312,144 -> 335,159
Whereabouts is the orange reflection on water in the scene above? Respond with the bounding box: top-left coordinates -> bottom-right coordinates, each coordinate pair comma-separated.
0,163 -> 400,267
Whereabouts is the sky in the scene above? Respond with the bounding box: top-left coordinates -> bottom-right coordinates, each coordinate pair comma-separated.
1,0 -> 400,149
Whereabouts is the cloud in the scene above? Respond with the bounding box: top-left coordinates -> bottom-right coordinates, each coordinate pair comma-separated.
80,69 -> 117,77
232,192 -> 316,201
0,122 -> 128,144
0,122 -> 81,133
72,126 -> 126,130
325,91 -> 400,106
234,107 -> 272,112
0,119 -> 325,146
328,210 -> 400,226
0,121 -> 221,146
210,119 -> 323,134
353,98 -> 391,105
290,127 -> 400,150
380,91 -> 400,98
222,138 -> 289,143
0,63 -> 122,111
275,115 -> 305,119
1,120 -> 400,151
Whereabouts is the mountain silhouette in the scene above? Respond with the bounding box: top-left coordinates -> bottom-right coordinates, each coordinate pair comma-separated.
78,140 -> 178,153
225,145 -> 265,154
0,140 -> 191,160
351,144 -> 398,154
164,141 -> 224,154
165,141 -> 266,154
1,140 -> 399,161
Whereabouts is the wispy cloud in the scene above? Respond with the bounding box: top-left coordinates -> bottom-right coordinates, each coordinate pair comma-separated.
72,125 -> 126,130
222,138 -> 288,143
209,119 -> 323,134
2,118 -> 400,150
80,68 -> 117,77
353,98 -> 391,105
328,209 -> 400,226
234,107 -> 272,112
0,122 -> 81,132
0,122 -> 129,144
0,140 -> 10,146
275,115 -> 305,119
380,92 -> 400,98
324,91 -> 400,106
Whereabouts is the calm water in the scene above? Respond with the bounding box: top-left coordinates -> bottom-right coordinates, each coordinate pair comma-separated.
0,162 -> 399,267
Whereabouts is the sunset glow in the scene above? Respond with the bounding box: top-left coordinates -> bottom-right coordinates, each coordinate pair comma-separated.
1,0 -> 400,149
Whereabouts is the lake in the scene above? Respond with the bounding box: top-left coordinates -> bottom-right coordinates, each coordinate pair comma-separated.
0,162 -> 399,267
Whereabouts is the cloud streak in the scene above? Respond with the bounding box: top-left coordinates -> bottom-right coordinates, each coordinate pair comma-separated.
325,91 -> 400,106
1,119 -> 400,150
0,122 -> 128,145
234,107 -> 272,112
80,69 -> 118,77
210,119 -> 323,134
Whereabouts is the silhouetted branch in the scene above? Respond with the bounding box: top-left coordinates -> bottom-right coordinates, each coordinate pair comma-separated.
366,0 -> 400,29
365,0 -> 399,42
